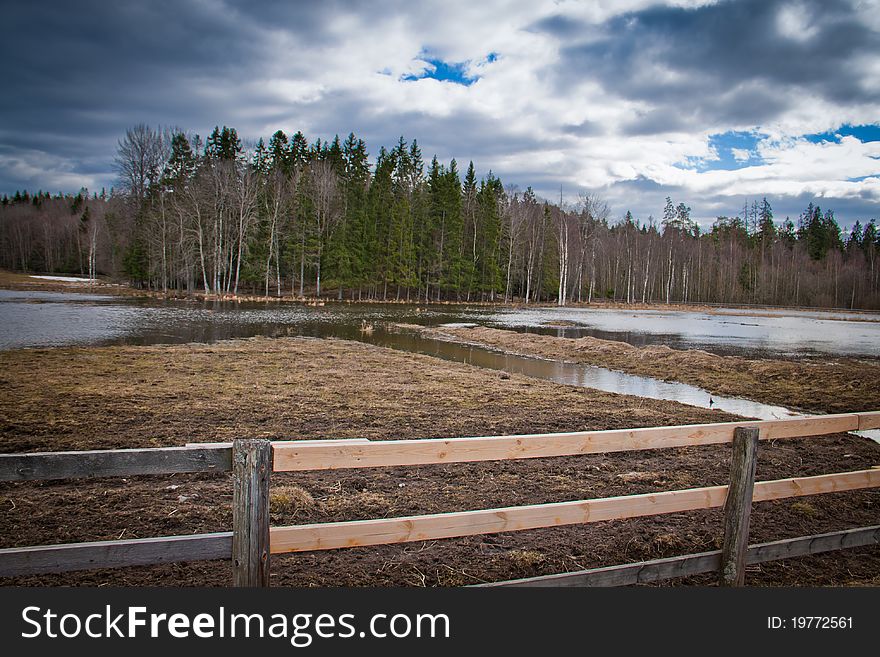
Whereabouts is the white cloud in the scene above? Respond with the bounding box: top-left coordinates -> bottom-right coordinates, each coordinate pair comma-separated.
0,149 -> 103,193
776,3 -> 820,42
2,0 -> 879,226
236,0 -> 877,222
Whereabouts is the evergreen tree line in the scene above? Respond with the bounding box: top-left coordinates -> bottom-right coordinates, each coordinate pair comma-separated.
1,123 -> 879,308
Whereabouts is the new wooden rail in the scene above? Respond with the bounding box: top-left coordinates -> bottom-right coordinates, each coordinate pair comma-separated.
0,411 -> 878,585
266,469 -> 880,553
270,412 -> 879,471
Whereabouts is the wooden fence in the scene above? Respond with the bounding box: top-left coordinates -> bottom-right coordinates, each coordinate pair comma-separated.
1,411 -> 879,586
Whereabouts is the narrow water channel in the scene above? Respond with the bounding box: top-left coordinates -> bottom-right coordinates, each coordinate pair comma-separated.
362,325 -> 880,443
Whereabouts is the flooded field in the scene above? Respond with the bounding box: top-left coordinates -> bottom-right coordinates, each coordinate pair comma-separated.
495,306 -> 880,357
3,289 -> 880,357
1,289 -> 878,437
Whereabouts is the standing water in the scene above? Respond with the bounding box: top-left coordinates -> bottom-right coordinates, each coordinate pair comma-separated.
0,288 -> 877,441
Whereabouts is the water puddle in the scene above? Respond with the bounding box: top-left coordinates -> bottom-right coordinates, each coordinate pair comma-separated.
367,326 -> 880,444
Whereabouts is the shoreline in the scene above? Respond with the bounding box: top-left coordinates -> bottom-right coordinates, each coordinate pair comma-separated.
3,270 -> 880,319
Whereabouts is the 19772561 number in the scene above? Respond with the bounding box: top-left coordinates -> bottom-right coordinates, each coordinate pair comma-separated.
768,617 -> 853,629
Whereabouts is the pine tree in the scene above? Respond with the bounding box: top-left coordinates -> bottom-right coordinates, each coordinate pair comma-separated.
863,220 -> 878,253
289,131 -> 309,171
757,197 -> 775,242
205,126 -> 242,161
163,133 -> 196,188
462,161 -> 478,296
848,221 -> 863,250
268,130 -> 290,173
251,138 -> 269,175
367,147 -> 395,298
476,173 -> 504,299
663,197 -> 675,223
326,132 -> 370,297
327,135 -> 344,173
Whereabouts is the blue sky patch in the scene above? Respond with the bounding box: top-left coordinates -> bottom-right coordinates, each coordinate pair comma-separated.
400,52 -> 497,86
678,124 -> 880,173
677,130 -> 768,172
803,124 -> 880,144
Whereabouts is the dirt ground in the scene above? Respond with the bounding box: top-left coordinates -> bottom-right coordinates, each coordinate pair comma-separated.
0,336 -> 878,587
407,325 -> 880,415
0,270 -> 138,296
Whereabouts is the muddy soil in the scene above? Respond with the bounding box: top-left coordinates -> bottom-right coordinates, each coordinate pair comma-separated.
408,325 -> 880,414
0,337 -> 878,586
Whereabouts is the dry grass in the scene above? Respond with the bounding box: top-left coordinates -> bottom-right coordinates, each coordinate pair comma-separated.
0,269 -> 133,295
651,532 -> 686,554
0,336 -> 742,453
789,501 -> 821,519
321,490 -> 396,517
617,471 -> 663,483
270,486 -> 316,518
505,550 -> 546,569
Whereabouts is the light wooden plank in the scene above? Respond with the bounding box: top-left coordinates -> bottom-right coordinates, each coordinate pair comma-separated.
269,469 -> 880,554
272,414 -> 861,472
753,469 -> 880,501
858,411 -> 880,431
270,487 -> 729,553
0,446 -> 232,482
0,532 -> 232,577
478,525 -> 880,587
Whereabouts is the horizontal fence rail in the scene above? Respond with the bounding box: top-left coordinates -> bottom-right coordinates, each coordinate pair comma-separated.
272,412 -> 880,472
476,526 -> 880,587
0,446 -> 232,482
1,411 -> 878,584
3,413 -> 877,482
269,469 -> 880,554
0,533 -> 232,577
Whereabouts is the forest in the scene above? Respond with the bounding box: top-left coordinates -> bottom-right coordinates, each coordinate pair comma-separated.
1,124 -> 878,309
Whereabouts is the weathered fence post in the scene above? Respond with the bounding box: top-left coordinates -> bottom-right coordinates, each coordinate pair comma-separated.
719,426 -> 760,586
232,438 -> 272,587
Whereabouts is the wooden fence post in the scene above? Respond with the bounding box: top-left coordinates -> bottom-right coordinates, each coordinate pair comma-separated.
719,426 -> 760,586
232,438 -> 272,587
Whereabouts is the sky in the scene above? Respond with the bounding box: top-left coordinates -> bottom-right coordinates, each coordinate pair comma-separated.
1,0 -> 879,228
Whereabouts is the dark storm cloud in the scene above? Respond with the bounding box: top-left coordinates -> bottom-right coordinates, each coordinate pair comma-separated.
555,0 -> 878,131
291,91 -> 557,174
621,85 -> 793,135
1,0 -> 473,193
622,109 -> 689,136
1,0 -> 878,227
560,119 -> 602,137
0,0 -> 343,192
525,14 -> 586,39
